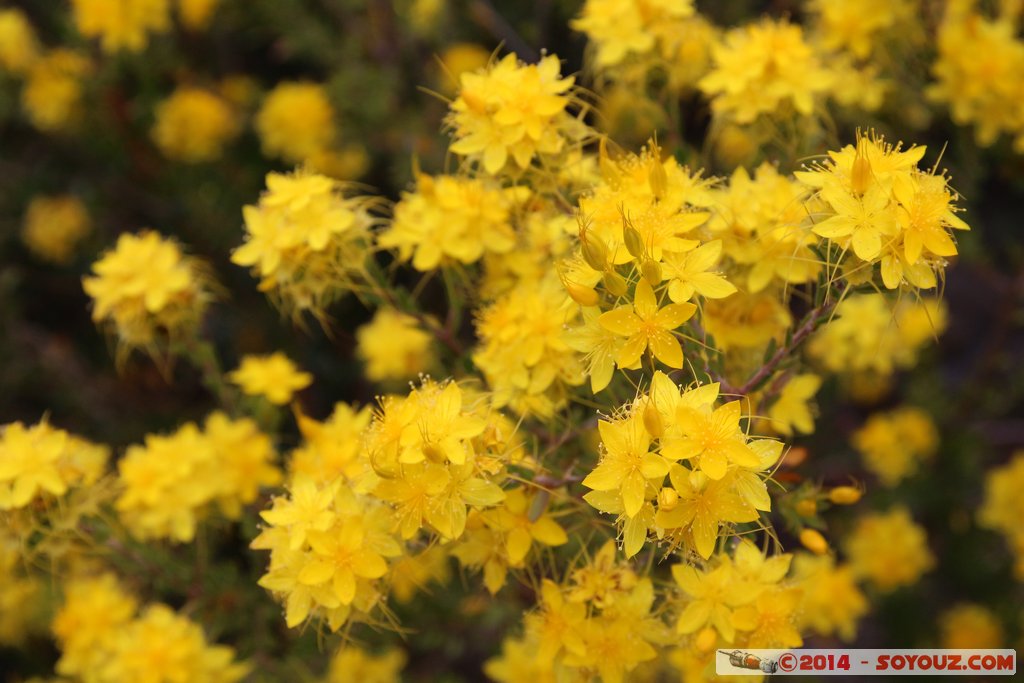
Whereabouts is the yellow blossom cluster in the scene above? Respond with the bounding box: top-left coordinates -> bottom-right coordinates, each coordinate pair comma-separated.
808,294 -> 947,378
356,309 -> 435,383
70,0 -> 171,53
929,2 -> 1024,151
233,171 -> 376,317
797,132 -> 970,288
116,412 -> 281,541
0,419 -> 108,511
853,406 -> 939,486
0,8 -> 39,75
323,646 -> 406,683
583,372 -> 779,559
978,452 -> 1024,579
255,82 -> 338,165
83,230 -> 214,352
474,274 -> 585,417
52,573 -> 249,682
21,194 -> 92,265
447,54 -> 584,174
252,380 -> 513,632
845,506 -> 934,592
229,352 -> 312,405
151,86 -> 240,162
792,552 -> 868,641
940,603 -> 1005,649
378,173 -> 518,270
21,49 -> 92,133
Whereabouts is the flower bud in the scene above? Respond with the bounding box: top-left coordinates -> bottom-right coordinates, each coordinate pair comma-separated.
795,498 -> 817,517
649,157 -> 668,200
643,400 -> 664,438
695,626 -> 717,652
828,486 -> 862,505
641,259 -> 662,286
581,233 -> 609,271
657,487 -> 679,511
623,220 -> 645,259
564,279 -> 600,306
851,137 -> 872,196
799,528 -> 829,555
603,270 -> 628,297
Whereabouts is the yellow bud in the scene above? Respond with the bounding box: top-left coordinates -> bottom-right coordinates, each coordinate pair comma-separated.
623,220 -> 645,259
799,528 -> 829,555
641,259 -> 662,286
603,270 -> 628,297
649,157 -> 668,200
795,498 -> 818,517
850,138 -> 872,196
828,486 -> 862,505
581,233 -> 609,271
695,626 -> 717,652
643,400 -> 664,437
657,487 -> 679,511
564,280 -> 600,307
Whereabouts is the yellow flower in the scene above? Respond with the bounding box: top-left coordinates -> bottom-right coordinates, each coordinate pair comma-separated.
229,352 -> 312,405
940,604 -> 1004,649
0,9 -> 39,75
482,488 -> 568,565
378,173 -> 516,271
233,171 -> 375,316
70,0 -> 171,53
83,231 -> 212,351
52,574 -> 137,678
325,646 -> 406,683
356,308 -> 434,382
732,587 -> 803,648
853,407 -> 938,486
808,0 -> 913,59
598,279 -> 695,369
978,452 -> 1024,578
447,53 -> 580,174
662,240 -> 737,303
151,86 -> 239,162
0,421 -> 70,510
845,506 -> 934,592
672,561 -> 757,642
582,411 -> 669,518
176,0 -> 220,30
572,0 -> 695,68
662,399 -> 761,480
100,604 -> 248,682
299,522 -> 389,606
768,374 -> 822,436
256,82 -> 335,163
793,553 -> 867,641
290,403 -> 373,483
203,412 -> 281,517
21,195 -> 91,265
699,19 -> 833,124
22,49 -> 91,133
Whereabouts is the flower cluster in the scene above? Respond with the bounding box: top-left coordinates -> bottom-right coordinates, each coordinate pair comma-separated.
253,380 -> 512,632
229,352 -> 313,405
21,194 -> 92,265
83,230 -> 213,353
70,0 -> 171,53
0,419 -> 108,512
845,506 -> 934,592
378,173 -> 518,270
151,86 -> 240,162
116,412 -> 281,541
355,308 -> 435,383
853,407 -> 939,486
21,49 -> 92,133
232,171 -> 376,317
797,131 -> 970,288
447,54 -> 584,174
978,452 -> 1024,579
52,573 -> 249,682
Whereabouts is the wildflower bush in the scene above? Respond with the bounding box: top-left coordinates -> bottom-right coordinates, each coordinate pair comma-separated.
2,1 -> 1024,681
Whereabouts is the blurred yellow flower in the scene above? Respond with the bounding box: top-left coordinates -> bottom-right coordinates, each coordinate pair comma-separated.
229,352 -> 312,405
22,49 -> 91,133
356,308 -> 434,382
70,0 -> 171,53
151,86 -> 239,162
0,8 -> 39,75
22,195 -> 91,265
846,507 -> 934,592
256,82 -> 336,164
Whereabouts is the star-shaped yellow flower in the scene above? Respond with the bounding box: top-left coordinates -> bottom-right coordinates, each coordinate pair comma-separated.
598,279 -> 695,369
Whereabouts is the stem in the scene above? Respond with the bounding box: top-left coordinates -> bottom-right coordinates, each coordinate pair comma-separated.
718,300 -> 837,397
180,338 -> 241,413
